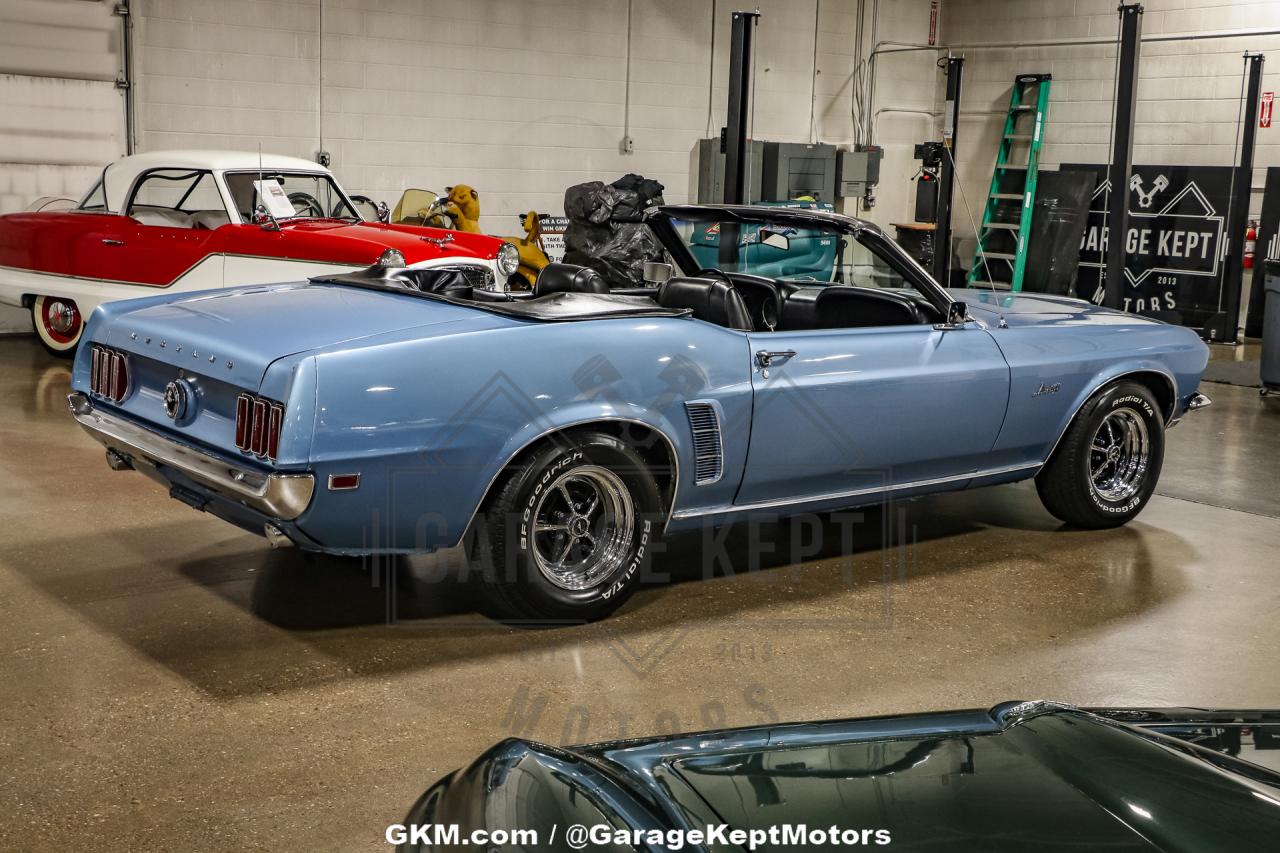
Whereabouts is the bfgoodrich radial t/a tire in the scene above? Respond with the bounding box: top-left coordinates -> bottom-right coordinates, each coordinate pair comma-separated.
1036,380 -> 1165,529
474,431 -> 663,625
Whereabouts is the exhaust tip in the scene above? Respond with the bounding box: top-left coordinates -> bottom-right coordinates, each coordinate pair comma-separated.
263,524 -> 294,549
105,448 -> 133,471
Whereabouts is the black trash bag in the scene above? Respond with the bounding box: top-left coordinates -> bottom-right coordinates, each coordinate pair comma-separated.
564,225 -> 666,287
563,175 -> 667,286
563,221 -> 613,256
563,181 -> 614,224
609,173 -> 666,221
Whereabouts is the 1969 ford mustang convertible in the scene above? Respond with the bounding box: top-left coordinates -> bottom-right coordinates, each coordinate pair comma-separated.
0,150 -> 519,354
66,205 -> 1211,622
394,701 -> 1280,851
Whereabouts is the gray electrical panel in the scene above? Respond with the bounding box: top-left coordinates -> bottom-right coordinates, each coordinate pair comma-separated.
696,138 -> 763,203
760,142 -> 838,203
837,146 -> 882,198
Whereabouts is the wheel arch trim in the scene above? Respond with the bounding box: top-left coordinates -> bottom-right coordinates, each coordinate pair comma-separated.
462,415 -> 683,540
1041,367 -> 1177,466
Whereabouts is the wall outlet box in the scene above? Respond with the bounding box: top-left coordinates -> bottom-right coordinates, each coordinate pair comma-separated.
316,150 -> 331,167
619,135 -> 634,155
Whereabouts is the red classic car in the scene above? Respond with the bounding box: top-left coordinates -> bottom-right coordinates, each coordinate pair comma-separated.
0,150 -> 519,354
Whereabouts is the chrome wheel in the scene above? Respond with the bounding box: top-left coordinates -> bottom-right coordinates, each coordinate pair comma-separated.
1088,407 -> 1150,502
530,465 -> 634,591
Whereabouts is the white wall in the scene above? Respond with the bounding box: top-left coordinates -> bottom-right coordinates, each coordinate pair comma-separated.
861,0 -> 943,228
0,0 -> 128,332
132,0 -> 900,234
942,0 -> 1280,256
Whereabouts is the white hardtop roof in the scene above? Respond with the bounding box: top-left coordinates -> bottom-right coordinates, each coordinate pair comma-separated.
100,150 -> 335,210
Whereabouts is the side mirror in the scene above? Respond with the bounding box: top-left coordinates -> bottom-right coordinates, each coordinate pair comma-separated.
375,200 -> 390,223
253,204 -> 280,231
938,301 -> 969,328
759,228 -> 791,252
643,261 -> 674,286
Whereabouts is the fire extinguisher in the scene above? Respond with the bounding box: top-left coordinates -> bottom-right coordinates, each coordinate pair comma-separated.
1244,220 -> 1257,270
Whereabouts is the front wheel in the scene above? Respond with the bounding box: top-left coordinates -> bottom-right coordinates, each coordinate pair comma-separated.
473,431 -> 663,625
32,295 -> 84,357
1035,381 -> 1165,528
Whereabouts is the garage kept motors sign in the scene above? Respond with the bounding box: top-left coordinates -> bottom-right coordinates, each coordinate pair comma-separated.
1063,164 -> 1231,333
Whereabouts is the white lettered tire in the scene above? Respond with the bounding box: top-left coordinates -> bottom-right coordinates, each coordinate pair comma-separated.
1035,381 -> 1165,528
474,431 -> 663,625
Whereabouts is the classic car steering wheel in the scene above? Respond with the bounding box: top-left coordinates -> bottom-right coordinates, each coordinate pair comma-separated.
287,191 -> 324,218
695,267 -> 779,332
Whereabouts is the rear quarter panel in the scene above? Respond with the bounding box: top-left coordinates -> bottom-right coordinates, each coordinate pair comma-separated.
294,314 -> 753,552
987,313 -> 1209,468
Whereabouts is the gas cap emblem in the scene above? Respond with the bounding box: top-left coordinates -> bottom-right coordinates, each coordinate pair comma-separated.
163,379 -> 193,421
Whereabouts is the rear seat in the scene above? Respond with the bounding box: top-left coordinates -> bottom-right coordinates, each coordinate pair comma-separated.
129,207 -> 229,230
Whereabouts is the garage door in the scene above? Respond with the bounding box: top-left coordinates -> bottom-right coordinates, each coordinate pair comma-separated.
0,0 -> 127,330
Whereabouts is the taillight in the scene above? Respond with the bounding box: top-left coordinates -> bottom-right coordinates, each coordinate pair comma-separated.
235,392 -> 285,462
88,344 -> 129,402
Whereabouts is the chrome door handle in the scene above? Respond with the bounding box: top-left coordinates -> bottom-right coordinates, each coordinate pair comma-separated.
101,238 -> 124,246
755,349 -> 796,368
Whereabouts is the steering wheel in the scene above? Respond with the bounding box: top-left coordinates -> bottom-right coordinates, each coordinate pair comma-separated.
693,268 -> 780,332
287,191 -> 324,218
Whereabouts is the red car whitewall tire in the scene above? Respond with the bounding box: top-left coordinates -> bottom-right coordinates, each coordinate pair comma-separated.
32,294 -> 84,357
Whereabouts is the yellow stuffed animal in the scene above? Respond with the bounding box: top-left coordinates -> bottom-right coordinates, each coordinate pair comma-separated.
440,185 -> 482,233
417,184 -> 550,288
508,211 -> 551,289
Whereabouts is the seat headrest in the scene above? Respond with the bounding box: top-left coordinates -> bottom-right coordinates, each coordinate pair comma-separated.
725,275 -> 782,331
534,263 -> 610,297
656,277 -> 753,331
191,210 -> 230,230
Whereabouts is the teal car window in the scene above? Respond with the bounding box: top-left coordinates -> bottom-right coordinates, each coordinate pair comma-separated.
677,218 -> 841,282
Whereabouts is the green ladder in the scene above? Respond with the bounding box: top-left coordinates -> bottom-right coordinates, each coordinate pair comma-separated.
967,73 -> 1051,291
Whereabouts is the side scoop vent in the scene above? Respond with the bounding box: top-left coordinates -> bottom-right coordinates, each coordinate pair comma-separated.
684,401 -> 723,485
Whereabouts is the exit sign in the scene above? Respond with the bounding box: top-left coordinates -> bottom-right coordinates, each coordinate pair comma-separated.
1262,92 -> 1274,128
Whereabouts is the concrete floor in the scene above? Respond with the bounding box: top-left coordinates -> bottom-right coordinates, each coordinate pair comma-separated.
1,334 -> 1278,851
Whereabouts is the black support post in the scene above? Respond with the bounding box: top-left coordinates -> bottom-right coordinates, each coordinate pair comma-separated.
932,56 -> 964,287
722,10 -> 760,206
1217,53 -> 1265,344
1104,4 -> 1143,310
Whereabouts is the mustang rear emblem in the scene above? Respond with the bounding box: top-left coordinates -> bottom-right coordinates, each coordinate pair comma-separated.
163,379 -> 190,420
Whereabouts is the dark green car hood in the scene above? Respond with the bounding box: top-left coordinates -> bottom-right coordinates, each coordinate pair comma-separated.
404,703 -> 1280,852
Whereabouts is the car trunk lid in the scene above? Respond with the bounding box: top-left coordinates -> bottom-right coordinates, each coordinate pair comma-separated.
98,282 -> 484,390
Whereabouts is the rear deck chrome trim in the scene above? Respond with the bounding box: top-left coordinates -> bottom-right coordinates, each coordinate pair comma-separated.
68,392 -> 314,520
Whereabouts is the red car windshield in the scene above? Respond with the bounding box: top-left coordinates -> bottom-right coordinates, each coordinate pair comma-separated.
224,171 -> 358,222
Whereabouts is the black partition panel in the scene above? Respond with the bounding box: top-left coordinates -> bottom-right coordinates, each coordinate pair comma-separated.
1245,167 -> 1280,339
1063,163 -> 1232,336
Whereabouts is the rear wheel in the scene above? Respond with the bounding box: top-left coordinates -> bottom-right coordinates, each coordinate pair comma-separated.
32,295 -> 83,357
1035,381 -> 1165,528
473,431 -> 662,625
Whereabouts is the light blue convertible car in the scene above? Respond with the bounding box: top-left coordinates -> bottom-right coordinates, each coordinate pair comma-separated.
67,205 -> 1211,622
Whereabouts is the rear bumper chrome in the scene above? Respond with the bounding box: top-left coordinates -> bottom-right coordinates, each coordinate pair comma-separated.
68,392 -> 314,520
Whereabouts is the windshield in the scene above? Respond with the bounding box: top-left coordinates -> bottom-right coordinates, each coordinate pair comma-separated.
670,215 -> 911,289
224,171 -> 358,222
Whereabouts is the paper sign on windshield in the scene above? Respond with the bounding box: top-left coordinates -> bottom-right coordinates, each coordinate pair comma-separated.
255,180 -> 296,219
